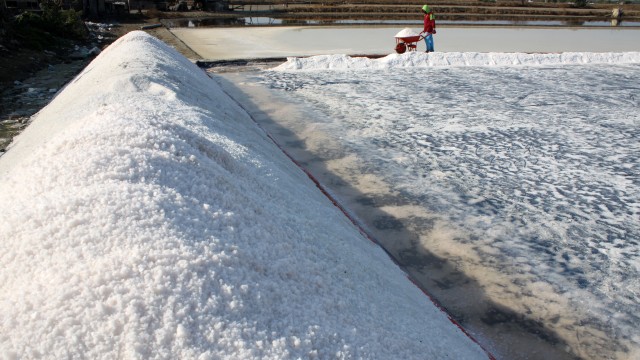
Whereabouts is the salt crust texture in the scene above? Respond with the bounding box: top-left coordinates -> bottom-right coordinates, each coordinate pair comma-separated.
0,32 -> 488,359
273,51 -> 640,71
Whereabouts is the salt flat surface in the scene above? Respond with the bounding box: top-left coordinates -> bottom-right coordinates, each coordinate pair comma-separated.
273,51 -> 640,70
171,26 -> 640,60
228,52 -> 640,359
0,32 -> 489,359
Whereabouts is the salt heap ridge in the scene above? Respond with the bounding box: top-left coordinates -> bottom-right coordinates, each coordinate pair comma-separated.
0,31 -> 488,359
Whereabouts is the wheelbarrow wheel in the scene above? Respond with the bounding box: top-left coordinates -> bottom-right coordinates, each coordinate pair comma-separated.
395,42 -> 407,54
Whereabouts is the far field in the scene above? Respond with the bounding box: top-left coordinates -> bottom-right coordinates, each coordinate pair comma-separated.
159,0 -> 640,25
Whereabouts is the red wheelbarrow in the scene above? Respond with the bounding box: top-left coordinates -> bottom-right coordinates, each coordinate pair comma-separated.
394,28 -> 424,54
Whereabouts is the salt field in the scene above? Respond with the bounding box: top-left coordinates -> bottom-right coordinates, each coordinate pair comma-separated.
0,32 -> 490,359
171,26 -> 640,60
2,24 -> 639,359
213,52 -> 640,359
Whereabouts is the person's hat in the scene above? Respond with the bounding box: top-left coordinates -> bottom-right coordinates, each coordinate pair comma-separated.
422,4 -> 430,12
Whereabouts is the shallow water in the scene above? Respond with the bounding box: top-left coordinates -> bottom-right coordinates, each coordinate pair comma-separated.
213,63 -> 640,359
172,26 -> 640,60
165,17 -> 640,28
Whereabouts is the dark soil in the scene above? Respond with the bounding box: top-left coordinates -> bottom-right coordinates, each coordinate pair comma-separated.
0,18 -> 116,151
0,13 -> 198,152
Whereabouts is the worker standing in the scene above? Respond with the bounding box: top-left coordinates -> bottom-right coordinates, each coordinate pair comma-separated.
420,5 -> 436,52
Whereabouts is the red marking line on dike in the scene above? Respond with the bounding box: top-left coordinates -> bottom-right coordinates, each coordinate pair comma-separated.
218,82 -> 496,360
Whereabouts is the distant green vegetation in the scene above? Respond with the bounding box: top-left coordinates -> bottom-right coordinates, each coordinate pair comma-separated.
1,0 -> 88,50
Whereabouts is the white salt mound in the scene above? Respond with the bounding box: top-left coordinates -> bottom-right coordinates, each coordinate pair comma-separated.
0,31 -> 489,359
395,28 -> 420,38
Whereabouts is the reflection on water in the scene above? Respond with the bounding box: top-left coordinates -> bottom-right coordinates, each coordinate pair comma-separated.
164,17 -> 640,28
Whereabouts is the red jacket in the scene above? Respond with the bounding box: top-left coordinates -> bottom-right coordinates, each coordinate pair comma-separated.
423,12 -> 436,34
